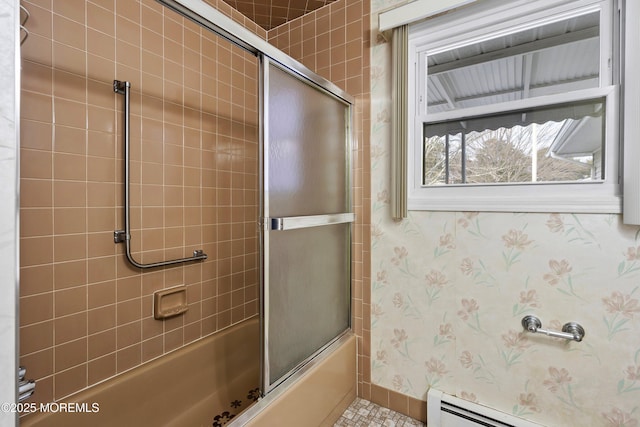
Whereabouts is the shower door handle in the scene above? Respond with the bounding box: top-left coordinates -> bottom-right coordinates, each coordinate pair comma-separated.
267,213 -> 355,231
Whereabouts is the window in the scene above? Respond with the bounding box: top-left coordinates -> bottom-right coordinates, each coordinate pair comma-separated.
407,0 -> 621,212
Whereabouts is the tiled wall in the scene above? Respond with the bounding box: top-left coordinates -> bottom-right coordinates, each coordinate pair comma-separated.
19,0 -> 262,404
267,0 -> 375,416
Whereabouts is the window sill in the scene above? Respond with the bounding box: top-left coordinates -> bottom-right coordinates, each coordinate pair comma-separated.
407,183 -> 622,213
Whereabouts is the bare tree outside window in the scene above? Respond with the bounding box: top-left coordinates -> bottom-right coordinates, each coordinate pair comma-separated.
423,120 -> 595,186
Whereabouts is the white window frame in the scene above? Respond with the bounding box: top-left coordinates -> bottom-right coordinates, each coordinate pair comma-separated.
407,0 -> 622,213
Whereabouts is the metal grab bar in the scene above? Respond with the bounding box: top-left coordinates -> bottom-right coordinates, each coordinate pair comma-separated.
521,315 -> 585,342
113,80 -> 207,269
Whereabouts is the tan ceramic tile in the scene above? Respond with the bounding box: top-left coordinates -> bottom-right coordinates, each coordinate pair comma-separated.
54,260 -> 88,290
20,236 -> 53,267
52,14 -> 86,51
20,321 -> 54,355
54,364 -> 87,400
20,208 -> 53,238
53,234 -> 87,263
21,264 -> 54,297
88,353 -> 117,385
54,337 -> 88,372
54,312 -> 88,345
88,281 -> 116,309
21,119 -> 52,152
53,0 -> 86,25
88,328 -> 116,359
117,298 -> 142,325
141,335 -> 163,362
87,256 -> 117,283
20,293 -> 54,326
141,4 -> 162,34
53,208 -> 86,236
116,321 -> 142,350
20,348 -> 54,380
87,2 -> 115,36
55,286 -> 87,317
53,152 -> 86,181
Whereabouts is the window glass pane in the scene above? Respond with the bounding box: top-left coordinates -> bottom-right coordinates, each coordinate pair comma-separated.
423,98 -> 605,185
426,11 -> 600,114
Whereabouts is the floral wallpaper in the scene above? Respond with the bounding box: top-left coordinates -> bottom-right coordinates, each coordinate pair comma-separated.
370,1 -> 640,426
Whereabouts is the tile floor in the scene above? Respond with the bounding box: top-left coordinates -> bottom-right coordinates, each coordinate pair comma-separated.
334,397 -> 426,426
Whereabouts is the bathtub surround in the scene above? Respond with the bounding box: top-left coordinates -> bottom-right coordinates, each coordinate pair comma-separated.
18,1 -> 368,425
0,1 -> 19,426
369,1 -> 640,426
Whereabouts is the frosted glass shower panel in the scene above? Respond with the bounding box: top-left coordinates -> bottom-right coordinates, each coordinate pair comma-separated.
267,224 -> 351,383
263,60 -> 353,391
268,64 -> 349,216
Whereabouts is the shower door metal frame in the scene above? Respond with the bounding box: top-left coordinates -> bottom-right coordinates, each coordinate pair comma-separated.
259,56 -> 355,393
156,0 -> 356,399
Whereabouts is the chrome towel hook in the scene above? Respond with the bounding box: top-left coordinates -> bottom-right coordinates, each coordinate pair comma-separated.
521,315 -> 585,342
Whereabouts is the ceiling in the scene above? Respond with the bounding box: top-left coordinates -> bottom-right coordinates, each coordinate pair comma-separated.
222,0 -> 338,30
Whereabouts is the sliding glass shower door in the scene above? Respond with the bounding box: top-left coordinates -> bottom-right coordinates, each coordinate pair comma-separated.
261,58 -> 353,391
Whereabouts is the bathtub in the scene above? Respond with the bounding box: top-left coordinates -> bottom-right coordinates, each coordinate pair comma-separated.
20,316 -> 356,427
21,317 -> 261,427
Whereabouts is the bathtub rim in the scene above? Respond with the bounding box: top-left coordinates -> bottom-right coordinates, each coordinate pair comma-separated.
229,329 -> 355,426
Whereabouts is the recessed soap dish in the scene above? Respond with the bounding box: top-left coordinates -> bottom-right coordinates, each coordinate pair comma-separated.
153,285 -> 188,320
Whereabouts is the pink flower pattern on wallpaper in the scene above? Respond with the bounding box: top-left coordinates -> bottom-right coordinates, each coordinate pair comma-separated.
542,259 -> 583,300
371,304 -> 384,318
501,229 -> 533,270
618,247 -> 640,277
543,367 -> 572,393
602,408 -> 639,427
543,367 -> 579,409
392,375 -> 404,391
460,257 -> 474,276
543,259 -> 573,285
501,330 -> 530,351
546,213 -> 565,233
425,358 -> 448,387
626,365 -> 640,381
391,329 -> 408,348
434,323 -> 454,347
458,212 -> 479,225
435,233 -> 455,257
458,299 -> 484,334
457,299 -> 479,321
460,391 -> 477,403
603,291 -> 640,340
391,246 -> 408,263
603,292 -> 640,318
626,246 -> 640,261
513,289 -> 539,316
376,189 -> 389,204
459,351 -> 474,369
502,229 -> 533,250
392,293 -> 404,308
500,330 -> 531,369
516,392 -> 541,414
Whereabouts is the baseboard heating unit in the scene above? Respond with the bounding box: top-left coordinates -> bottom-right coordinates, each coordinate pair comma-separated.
427,389 -> 544,427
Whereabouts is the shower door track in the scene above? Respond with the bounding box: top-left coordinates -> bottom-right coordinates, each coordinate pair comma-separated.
112,79 -> 208,269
